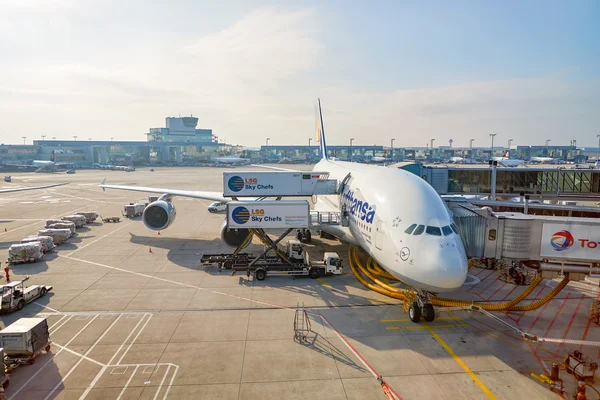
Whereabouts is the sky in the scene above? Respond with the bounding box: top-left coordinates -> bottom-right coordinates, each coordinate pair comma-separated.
1,0 -> 599,147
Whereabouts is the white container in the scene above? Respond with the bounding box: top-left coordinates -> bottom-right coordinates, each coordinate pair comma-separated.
227,200 -> 310,229
47,222 -> 76,235
62,215 -> 87,228
20,236 -> 55,253
38,229 -> 71,245
74,211 -> 98,223
8,242 -> 43,262
0,318 -> 50,357
223,171 -> 337,197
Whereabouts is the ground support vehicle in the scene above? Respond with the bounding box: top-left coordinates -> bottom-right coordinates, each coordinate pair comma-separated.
0,278 -> 52,313
201,239 -> 342,281
100,216 -> 120,223
123,203 -> 145,218
1,318 -> 51,371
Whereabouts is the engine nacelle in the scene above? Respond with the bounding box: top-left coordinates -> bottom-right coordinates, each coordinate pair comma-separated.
143,200 -> 176,231
220,220 -> 250,248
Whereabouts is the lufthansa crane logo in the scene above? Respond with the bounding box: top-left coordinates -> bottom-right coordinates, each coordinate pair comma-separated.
550,230 -> 574,251
400,247 -> 410,261
231,206 -> 250,224
228,176 -> 244,192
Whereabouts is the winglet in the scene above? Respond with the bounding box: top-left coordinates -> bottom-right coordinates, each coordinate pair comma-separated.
315,98 -> 328,160
100,178 -> 106,191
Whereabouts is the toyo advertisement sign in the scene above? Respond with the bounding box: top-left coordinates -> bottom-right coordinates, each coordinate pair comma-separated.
540,223 -> 600,261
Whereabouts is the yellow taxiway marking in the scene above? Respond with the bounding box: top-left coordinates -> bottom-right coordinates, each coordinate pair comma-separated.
381,316 -> 461,323
425,323 -> 497,400
316,278 -> 331,286
386,323 -> 469,330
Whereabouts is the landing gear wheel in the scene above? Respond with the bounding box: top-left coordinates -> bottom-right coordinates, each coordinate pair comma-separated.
423,304 -> 435,322
409,302 -> 421,323
255,269 -> 266,281
3,379 -> 9,389
309,268 -> 320,279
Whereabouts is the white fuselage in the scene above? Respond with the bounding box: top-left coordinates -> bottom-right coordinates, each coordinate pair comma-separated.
314,159 -> 468,293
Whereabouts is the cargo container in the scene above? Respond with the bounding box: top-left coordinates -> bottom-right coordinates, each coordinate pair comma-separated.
62,215 -> 87,228
0,318 -> 50,357
227,200 -> 310,229
123,203 -> 145,218
223,171 -> 337,197
74,211 -> 98,223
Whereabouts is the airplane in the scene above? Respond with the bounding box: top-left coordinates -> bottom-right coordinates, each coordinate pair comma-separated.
449,156 -> 464,163
99,99 -> 469,323
212,156 -> 250,165
528,156 -> 554,164
492,151 -> 525,167
0,182 -> 67,193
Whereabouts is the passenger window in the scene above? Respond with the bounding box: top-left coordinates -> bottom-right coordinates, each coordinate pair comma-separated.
451,223 -> 459,234
442,225 -> 452,236
488,229 -> 497,241
426,226 -> 442,236
404,224 -> 417,234
413,225 -> 425,235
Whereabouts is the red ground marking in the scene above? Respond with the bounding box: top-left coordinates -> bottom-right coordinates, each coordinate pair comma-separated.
542,292 -> 571,337
486,281 -> 508,301
476,277 -> 500,297
516,285 -> 546,324
579,290 -> 600,353
499,284 -> 519,302
468,269 -> 496,292
558,294 -> 585,353
527,290 -> 556,332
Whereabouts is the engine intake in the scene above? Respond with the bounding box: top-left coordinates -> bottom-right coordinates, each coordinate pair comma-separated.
143,200 -> 176,230
220,220 -> 250,248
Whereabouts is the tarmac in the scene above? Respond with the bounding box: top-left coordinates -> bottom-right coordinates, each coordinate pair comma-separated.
0,167 -> 598,400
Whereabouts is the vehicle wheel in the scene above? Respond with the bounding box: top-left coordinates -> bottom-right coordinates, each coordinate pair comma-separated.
423,304 -> 435,322
255,269 -> 266,281
223,260 -> 233,270
309,268 -> 320,279
45,344 -> 51,352
409,302 -> 421,323
16,300 -> 24,311
297,231 -> 302,241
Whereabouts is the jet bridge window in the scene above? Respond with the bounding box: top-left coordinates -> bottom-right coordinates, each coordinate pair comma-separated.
404,224 -> 417,234
426,226 -> 442,236
413,225 -> 425,235
441,225 -> 453,236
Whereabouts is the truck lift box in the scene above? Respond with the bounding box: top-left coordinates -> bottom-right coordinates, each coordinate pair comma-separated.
0,318 -> 50,357
223,171 -> 337,197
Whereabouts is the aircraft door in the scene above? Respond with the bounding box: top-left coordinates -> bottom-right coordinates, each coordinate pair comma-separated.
375,219 -> 385,250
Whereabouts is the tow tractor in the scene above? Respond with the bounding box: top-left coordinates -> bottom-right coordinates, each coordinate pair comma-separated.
0,277 -> 52,313
201,239 -> 342,280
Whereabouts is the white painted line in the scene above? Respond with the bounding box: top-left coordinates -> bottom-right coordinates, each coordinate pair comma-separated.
110,367 -> 129,375
116,314 -> 152,365
116,365 -> 139,400
79,313 -> 151,399
33,302 -> 61,313
153,364 -> 171,400
48,315 -> 66,330
8,315 -> 98,400
51,343 -> 105,367
162,365 -> 179,400
64,220 -> 133,256
49,315 -> 73,334
44,315 -> 123,400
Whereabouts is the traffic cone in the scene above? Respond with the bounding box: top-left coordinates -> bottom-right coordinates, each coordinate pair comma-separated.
149,247 -> 153,253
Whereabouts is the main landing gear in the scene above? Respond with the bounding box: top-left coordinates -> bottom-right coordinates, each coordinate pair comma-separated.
408,291 -> 435,323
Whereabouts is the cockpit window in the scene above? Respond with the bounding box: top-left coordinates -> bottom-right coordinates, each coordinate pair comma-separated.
426,226 -> 442,236
404,224 -> 417,234
450,223 -> 459,234
413,225 -> 425,235
441,225 -> 453,236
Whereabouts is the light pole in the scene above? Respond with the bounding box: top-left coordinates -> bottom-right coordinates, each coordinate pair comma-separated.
266,137 -> 270,147
390,138 -> 395,160
596,134 -> 600,161
52,136 -> 56,140
489,133 -> 497,159
22,136 -> 26,145
308,138 -> 312,159
73,136 -> 77,142
545,139 -> 551,156
469,139 -> 474,149
349,138 -> 354,161
429,139 -> 435,159
111,137 -> 114,142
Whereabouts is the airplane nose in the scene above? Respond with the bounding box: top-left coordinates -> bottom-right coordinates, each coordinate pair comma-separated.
423,243 -> 468,292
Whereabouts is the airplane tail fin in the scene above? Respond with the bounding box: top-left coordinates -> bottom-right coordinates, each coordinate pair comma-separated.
315,98 -> 328,160
503,150 -> 510,159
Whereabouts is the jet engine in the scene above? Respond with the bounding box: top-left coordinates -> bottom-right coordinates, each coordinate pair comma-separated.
143,200 -> 176,230
220,220 -> 250,248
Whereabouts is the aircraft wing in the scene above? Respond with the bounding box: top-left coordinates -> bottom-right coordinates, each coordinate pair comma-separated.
100,180 -> 227,202
250,164 -> 299,172
0,182 -> 68,193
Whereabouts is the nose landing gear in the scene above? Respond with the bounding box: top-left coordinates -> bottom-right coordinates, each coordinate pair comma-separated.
409,291 -> 436,323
